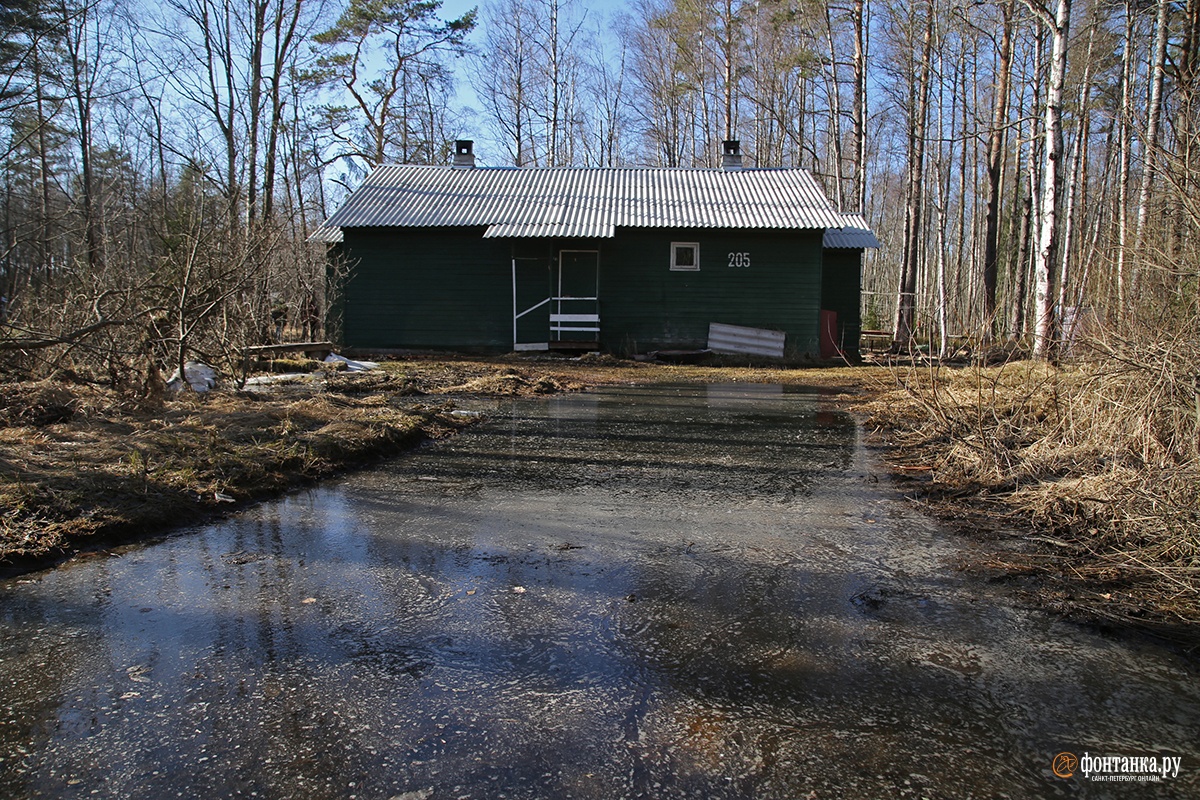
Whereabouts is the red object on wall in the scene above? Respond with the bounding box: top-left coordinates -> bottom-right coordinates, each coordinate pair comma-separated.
819,310 -> 841,359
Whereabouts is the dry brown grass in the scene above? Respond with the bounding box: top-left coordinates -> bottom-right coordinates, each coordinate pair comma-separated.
864,338 -> 1200,627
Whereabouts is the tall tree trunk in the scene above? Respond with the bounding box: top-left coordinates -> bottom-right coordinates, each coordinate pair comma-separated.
33,45 -> 53,285
851,0 -> 868,214
1012,95 -> 1039,343
955,47 -> 970,331
245,0 -> 267,232
1011,178 -> 1032,340
722,0 -> 736,142
262,0 -> 302,224
893,3 -> 934,351
934,130 -> 950,359
933,36 -> 951,359
547,0 -> 560,165
1132,0 -> 1170,288
982,0 -> 1015,342
1115,1 -> 1136,315
62,0 -> 102,274
1029,0 -> 1072,360
825,2 -> 845,210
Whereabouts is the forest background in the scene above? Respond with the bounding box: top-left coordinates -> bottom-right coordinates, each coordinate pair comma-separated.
1,0 -> 1196,371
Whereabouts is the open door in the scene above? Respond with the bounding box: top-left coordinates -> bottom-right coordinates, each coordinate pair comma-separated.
552,250 -> 600,343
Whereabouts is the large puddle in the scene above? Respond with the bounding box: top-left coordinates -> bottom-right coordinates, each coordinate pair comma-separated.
1,384 -> 1197,798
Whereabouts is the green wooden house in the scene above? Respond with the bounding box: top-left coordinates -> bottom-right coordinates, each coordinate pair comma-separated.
318,141 -> 878,358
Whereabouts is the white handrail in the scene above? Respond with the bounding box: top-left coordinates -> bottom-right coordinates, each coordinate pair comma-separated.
515,296 -> 552,320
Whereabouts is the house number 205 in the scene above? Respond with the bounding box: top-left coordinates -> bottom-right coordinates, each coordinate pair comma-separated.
727,252 -> 750,268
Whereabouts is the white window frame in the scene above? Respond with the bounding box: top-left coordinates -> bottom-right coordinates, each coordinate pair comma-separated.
670,241 -> 700,271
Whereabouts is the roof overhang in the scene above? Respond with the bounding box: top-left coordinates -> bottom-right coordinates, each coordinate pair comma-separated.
483,222 -> 615,239
823,213 -> 881,249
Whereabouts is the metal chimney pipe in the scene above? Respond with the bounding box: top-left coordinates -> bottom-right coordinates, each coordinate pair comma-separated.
721,139 -> 742,170
453,140 -> 476,168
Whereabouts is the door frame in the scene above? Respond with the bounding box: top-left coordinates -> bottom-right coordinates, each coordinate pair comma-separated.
552,249 -> 600,342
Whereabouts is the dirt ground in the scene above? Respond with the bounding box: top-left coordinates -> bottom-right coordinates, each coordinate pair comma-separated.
1,353 -> 1194,645
0,355 -> 877,572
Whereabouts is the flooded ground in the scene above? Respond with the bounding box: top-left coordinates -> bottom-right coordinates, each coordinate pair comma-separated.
1,384 -> 1197,799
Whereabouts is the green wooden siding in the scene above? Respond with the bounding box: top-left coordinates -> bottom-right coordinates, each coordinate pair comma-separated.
820,249 -> 863,358
340,227 -> 512,349
600,228 -> 825,355
336,226 -> 838,355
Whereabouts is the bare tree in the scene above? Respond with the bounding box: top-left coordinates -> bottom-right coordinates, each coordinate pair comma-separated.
1131,0 -> 1170,284
624,0 -> 699,166
982,0 -> 1014,343
474,0 -> 539,165
890,0 -> 935,351
850,0 -> 868,213
579,16 -> 629,166
1114,0 -> 1136,314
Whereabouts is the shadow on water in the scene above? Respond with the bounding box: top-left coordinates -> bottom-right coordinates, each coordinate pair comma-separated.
1,385 -> 1197,799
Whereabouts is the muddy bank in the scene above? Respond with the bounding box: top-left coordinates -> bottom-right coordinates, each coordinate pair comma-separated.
0,361 -> 586,572
860,362 -> 1200,644
0,357 -> 875,574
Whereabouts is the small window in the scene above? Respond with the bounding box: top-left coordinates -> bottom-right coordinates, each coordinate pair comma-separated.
671,242 -> 700,271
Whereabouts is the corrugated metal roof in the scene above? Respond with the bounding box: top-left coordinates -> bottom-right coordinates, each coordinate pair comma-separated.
310,221 -> 343,244
823,213 -> 881,249
319,164 -> 852,235
484,221 -> 615,238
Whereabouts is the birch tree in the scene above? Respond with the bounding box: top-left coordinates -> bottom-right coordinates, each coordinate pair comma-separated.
1023,0 -> 1071,360
625,0 -> 700,165
474,0 -> 539,165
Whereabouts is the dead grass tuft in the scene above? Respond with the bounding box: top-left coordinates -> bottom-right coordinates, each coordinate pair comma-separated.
0,379 -> 469,566
440,368 -> 579,396
867,326 -> 1200,626
0,381 -> 78,427
262,357 -> 328,374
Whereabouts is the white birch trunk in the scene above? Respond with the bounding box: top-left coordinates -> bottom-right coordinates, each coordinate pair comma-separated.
1031,0 -> 1072,360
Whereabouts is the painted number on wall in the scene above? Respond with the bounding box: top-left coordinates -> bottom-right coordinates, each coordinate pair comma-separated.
727,252 -> 751,268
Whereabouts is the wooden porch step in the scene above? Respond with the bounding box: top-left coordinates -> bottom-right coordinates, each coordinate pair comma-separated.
548,341 -> 601,352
